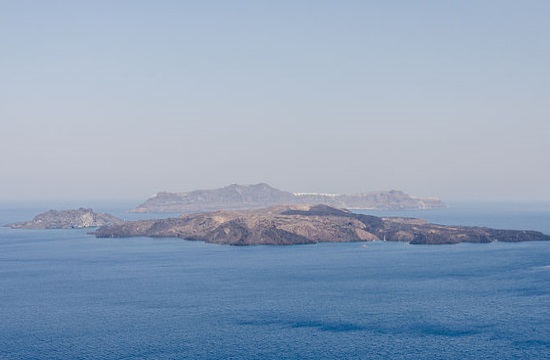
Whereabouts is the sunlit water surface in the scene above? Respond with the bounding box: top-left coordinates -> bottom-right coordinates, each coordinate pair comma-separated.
1,202 -> 549,359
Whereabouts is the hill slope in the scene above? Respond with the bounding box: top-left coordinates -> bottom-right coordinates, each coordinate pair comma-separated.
132,183 -> 446,213
95,204 -> 549,245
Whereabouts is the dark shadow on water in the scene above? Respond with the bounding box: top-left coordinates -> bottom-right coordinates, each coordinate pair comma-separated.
289,320 -> 367,333
513,340 -> 550,348
237,317 -> 485,337
413,323 -> 481,337
236,318 -> 368,333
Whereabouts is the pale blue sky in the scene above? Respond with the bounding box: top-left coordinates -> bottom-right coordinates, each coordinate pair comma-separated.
1,1 -> 549,201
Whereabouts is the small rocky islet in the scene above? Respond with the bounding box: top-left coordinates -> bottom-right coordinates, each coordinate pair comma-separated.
6,208 -> 123,229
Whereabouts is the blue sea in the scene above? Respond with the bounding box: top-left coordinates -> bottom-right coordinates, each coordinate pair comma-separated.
1,202 -> 550,359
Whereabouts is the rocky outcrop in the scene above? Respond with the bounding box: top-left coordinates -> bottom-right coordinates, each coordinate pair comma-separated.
6,208 -> 124,229
131,183 -> 446,213
94,204 -> 550,245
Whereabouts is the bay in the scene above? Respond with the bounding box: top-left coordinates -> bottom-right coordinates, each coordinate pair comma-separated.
1,202 -> 549,359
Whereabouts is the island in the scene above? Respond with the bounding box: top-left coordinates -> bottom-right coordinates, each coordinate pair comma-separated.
131,183 -> 446,213
94,204 -> 550,245
6,208 -> 124,229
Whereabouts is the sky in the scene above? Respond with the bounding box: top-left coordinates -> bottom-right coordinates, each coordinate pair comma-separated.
1,0 -> 549,202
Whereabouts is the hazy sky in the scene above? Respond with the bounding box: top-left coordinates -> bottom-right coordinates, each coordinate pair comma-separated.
1,1 -> 549,201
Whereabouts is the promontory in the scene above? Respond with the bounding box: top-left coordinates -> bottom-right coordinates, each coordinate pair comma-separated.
94,204 -> 550,245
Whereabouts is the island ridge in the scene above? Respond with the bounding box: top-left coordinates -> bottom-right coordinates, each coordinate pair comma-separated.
95,204 -> 550,245
132,183 -> 446,213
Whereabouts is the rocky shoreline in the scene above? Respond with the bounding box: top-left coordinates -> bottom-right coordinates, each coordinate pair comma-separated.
6,208 -> 123,229
8,204 -> 548,246
94,204 -> 550,246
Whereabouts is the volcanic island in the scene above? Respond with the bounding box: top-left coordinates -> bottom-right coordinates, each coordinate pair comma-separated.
92,204 -> 550,245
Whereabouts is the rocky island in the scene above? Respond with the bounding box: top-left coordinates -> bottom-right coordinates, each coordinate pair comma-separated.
94,204 -> 550,245
6,208 -> 124,229
131,183 -> 446,213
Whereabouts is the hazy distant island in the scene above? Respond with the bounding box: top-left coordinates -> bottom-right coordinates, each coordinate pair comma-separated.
6,208 -> 123,229
131,183 -> 446,213
94,204 -> 550,245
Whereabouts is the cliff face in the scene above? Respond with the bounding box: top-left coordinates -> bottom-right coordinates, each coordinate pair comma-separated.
6,208 -> 124,229
131,183 -> 446,213
94,204 -> 550,246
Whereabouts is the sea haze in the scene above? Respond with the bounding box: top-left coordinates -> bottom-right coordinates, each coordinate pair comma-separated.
1,202 -> 550,359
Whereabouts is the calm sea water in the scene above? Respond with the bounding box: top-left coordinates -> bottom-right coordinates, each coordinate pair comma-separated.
1,202 -> 550,359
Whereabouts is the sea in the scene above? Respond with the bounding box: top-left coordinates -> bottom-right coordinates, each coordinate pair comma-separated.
1,201 -> 550,359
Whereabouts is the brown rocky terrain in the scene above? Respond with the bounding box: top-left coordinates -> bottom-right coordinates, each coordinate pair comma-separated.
94,204 -> 550,245
6,208 -> 124,229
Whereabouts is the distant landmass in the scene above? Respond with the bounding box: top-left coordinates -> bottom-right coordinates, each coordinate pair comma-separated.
95,204 -> 550,245
6,208 -> 123,229
131,183 -> 446,213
